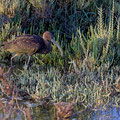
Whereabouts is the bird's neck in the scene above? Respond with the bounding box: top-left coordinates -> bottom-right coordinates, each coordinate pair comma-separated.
43,40 -> 52,53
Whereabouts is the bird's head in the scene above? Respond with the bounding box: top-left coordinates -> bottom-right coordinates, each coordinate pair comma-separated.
43,31 -> 63,56
43,31 -> 53,41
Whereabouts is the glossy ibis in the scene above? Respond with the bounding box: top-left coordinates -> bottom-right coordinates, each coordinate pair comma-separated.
1,31 -> 63,69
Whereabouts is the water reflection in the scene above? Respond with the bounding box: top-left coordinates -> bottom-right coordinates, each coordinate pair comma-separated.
0,96 -> 120,120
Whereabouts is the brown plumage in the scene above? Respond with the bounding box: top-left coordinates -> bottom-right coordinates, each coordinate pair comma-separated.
1,31 -> 63,69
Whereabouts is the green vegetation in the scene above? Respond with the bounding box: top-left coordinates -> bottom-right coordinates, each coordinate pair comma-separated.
0,0 -> 120,110
14,64 -> 120,109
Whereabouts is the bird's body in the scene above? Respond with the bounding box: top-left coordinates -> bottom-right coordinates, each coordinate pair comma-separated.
1,31 -> 63,69
2,35 -> 51,55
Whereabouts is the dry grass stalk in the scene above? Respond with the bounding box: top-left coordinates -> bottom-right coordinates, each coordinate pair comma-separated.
0,66 -> 17,96
16,99 -> 32,120
0,94 -> 32,120
115,77 -> 120,93
0,94 -> 16,120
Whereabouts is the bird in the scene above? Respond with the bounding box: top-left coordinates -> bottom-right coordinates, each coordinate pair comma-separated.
0,31 -> 63,69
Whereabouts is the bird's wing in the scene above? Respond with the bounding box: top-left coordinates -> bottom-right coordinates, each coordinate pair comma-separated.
12,35 -> 43,55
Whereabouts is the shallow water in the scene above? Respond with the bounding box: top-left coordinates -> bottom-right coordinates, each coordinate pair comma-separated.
91,107 -> 120,120
0,97 -> 120,120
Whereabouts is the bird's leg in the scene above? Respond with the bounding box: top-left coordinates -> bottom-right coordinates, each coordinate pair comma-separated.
10,54 -> 18,67
26,56 -> 31,70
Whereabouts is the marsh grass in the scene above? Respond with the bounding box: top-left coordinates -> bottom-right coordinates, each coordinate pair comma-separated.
10,62 -> 119,110
12,61 -> 119,111
0,0 -> 120,112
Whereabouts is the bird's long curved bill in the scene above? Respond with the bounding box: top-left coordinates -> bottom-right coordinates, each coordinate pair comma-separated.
51,39 -> 63,56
